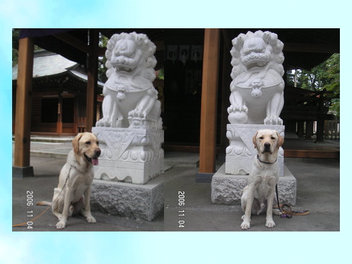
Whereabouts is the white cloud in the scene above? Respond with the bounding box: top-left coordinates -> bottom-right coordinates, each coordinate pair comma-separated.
0,236 -> 32,264
0,0 -> 46,27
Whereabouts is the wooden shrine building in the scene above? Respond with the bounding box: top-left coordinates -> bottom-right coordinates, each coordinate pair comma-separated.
12,50 -> 103,135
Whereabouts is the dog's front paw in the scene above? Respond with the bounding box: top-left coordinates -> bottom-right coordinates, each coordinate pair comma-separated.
56,220 -> 66,229
241,220 -> 251,230
265,219 -> 276,228
86,215 -> 96,223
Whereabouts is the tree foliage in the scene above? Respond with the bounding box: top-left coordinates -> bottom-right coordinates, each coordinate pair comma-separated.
12,29 -> 20,66
286,53 -> 340,117
98,33 -> 109,84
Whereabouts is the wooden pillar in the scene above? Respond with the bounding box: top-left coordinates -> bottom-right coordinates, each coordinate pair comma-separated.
197,29 -> 220,182
219,30 -> 232,152
287,120 -> 297,136
316,117 -> 325,142
57,93 -> 63,134
86,30 -> 98,132
74,98 -> 79,133
305,120 -> 313,139
13,37 -> 34,177
297,121 -> 304,138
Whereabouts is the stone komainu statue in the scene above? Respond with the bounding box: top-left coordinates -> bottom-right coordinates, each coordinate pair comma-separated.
96,32 -> 162,129
228,30 -> 285,125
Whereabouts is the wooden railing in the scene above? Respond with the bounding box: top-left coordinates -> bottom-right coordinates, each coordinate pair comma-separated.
291,119 -> 339,141
77,117 -> 87,133
324,120 -> 340,140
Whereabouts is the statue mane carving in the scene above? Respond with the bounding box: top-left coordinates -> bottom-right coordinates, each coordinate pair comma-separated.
230,30 -> 284,80
105,32 -> 157,84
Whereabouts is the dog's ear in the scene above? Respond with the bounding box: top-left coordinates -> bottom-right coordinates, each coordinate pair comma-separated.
72,133 -> 83,154
253,132 -> 258,148
277,132 -> 284,148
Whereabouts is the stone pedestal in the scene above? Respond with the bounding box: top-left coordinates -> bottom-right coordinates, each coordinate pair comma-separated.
92,126 -> 164,185
91,177 -> 164,221
225,124 -> 285,176
91,126 -> 164,221
211,164 -> 296,205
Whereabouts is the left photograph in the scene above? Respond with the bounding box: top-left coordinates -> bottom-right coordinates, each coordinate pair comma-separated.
12,29 -> 185,231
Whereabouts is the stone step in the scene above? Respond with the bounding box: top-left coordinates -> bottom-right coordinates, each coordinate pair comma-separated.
30,135 -> 74,143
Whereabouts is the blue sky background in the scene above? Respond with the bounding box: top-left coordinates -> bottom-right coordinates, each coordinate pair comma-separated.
1,0 -> 351,263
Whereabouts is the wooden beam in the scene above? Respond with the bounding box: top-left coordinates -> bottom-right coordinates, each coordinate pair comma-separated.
284,42 -> 338,54
54,32 -> 89,53
86,30 -> 99,132
285,149 -> 339,159
198,29 -> 220,175
14,37 -> 34,175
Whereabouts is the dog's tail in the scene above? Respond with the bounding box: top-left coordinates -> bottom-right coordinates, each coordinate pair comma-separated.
36,201 -> 52,206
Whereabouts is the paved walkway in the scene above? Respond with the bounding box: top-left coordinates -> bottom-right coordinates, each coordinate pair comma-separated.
12,137 -> 339,231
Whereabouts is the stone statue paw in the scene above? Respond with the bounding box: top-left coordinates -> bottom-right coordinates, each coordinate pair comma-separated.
128,109 -> 147,119
228,107 -> 248,124
227,105 -> 234,114
234,105 -> 248,113
264,116 -> 283,125
96,118 -> 111,127
227,104 -> 248,113
226,145 -> 234,154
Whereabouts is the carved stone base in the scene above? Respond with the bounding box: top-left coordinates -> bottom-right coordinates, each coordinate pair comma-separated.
92,126 -> 164,184
211,164 -> 296,205
90,177 -> 164,221
225,124 -> 285,176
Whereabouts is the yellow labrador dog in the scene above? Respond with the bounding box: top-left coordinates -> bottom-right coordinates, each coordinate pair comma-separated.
240,129 -> 284,230
37,132 -> 101,229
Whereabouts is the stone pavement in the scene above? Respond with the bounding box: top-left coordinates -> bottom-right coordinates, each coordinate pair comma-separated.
12,138 -> 339,231
164,158 -> 339,231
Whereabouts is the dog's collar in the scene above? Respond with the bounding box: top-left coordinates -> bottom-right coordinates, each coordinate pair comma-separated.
257,155 -> 277,165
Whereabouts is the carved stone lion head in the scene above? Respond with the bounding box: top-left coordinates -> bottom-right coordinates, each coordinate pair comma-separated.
230,31 -> 284,79
105,32 -> 157,81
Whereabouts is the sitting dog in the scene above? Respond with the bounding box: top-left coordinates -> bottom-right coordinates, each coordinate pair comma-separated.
240,129 -> 284,230
37,132 -> 101,229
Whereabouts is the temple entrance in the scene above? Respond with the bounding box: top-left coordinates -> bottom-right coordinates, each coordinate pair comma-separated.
34,94 -> 77,134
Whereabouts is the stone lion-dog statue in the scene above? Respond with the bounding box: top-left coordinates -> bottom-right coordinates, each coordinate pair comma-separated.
96,32 -> 162,129
228,30 -> 285,125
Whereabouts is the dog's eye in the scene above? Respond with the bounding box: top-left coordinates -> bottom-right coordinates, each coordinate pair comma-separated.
85,141 -> 91,145
271,136 -> 276,140
259,136 -> 264,140
96,141 -> 99,145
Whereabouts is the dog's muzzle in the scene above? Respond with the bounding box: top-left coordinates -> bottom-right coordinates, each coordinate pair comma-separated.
263,143 -> 271,153
85,149 -> 101,166
95,149 -> 101,158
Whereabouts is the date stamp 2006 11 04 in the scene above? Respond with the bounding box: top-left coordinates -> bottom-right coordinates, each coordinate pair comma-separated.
26,190 -> 34,230
177,190 -> 186,228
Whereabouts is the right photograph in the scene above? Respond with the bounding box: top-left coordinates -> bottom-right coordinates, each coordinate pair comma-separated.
163,28 -> 339,231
